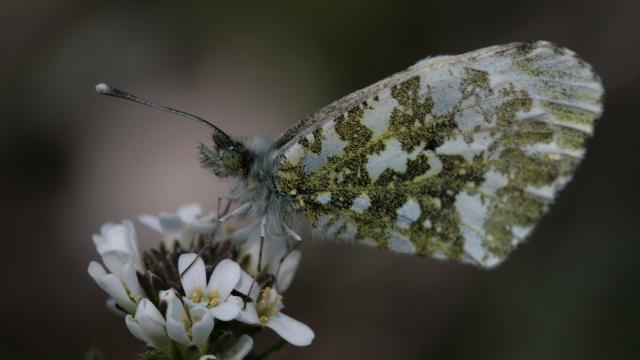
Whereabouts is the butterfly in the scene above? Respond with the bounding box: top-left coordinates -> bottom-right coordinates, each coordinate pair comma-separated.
97,41 -> 603,269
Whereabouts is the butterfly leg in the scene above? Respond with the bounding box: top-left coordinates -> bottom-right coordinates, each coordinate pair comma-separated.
180,196 -> 234,278
218,202 -> 251,223
245,216 -> 267,307
283,224 -> 302,242
205,196 -> 232,244
274,225 -> 302,291
216,196 -> 233,219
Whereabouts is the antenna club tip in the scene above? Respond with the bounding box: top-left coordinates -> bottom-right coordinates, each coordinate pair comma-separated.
95,83 -> 112,94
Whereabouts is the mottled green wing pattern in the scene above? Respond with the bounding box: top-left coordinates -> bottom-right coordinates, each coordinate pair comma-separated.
274,41 -> 603,268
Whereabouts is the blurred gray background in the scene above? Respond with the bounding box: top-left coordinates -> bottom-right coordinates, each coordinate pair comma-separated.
1,0 -> 639,359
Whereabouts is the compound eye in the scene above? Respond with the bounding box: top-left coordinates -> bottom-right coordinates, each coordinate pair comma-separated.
221,150 -> 241,169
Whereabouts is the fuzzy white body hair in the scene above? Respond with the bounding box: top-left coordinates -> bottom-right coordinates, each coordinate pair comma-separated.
226,135 -> 297,239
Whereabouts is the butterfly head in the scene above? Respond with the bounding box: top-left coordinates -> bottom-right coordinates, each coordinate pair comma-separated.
199,133 -> 253,178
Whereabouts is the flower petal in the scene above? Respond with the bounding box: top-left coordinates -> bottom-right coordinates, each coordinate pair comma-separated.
122,260 -> 145,301
222,335 -> 253,360
190,307 -> 214,349
267,313 -> 314,346
106,299 -> 126,317
91,220 -> 141,272
92,233 -> 107,254
210,297 -> 242,321
183,296 -> 208,310
178,203 -> 202,222
100,276 -> 136,313
88,261 -> 107,280
159,289 -> 179,304
138,214 -> 163,233
158,213 -> 183,232
96,223 -> 128,254
166,298 -> 190,347
94,221 -> 139,260
100,250 -> 133,277
122,219 -> 142,265
234,270 -> 259,299
135,299 -> 169,349
89,263 -> 136,313
188,220 -> 217,234
207,259 -> 240,299
178,253 -> 207,297
235,303 -> 259,325
272,250 -> 301,293
125,314 -> 148,343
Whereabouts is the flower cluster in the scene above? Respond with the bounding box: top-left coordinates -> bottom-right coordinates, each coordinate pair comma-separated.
88,203 -> 313,359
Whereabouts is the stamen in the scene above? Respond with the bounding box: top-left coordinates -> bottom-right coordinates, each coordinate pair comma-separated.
255,287 -> 284,325
192,286 -> 204,303
123,284 -> 136,301
182,314 -> 191,329
206,289 -> 220,307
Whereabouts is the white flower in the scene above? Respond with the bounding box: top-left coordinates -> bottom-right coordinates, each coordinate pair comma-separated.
88,220 -> 145,313
125,299 -> 170,350
88,250 -> 145,314
235,224 -> 301,292
222,335 -> 253,360
92,220 -> 142,272
234,269 -> 260,300
159,289 -> 179,303
268,249 -> 301,293
166,297 -> 214,352
106,299 -> 125,317
139,203 -> 217,248
236,277 -> 314,347
178,253 -> 244,321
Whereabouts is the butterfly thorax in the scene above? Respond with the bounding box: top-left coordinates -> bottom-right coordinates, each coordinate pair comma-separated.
200,134 -> 296,235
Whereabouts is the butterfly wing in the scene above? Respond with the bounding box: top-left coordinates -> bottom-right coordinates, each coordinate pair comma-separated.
273,41 -> 603,268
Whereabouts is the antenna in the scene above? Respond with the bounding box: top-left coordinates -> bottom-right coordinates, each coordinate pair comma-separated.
95,83 -> 229,137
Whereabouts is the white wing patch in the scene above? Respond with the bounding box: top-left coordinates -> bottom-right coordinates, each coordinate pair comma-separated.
388,232 -> 416,253
436,133 -> 494,161
362,88 -> 397,139
285,119 -> 348,174
316,192 -> 332,205
396,199 -> 422,229
366,139 -> 422,181
351,193 -> 371,213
